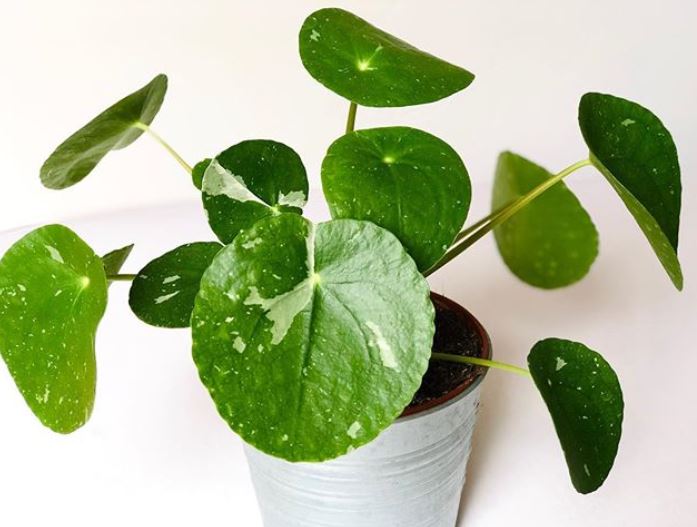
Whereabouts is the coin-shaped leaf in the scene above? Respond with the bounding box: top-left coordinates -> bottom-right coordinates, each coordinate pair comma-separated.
299,8 -> 474,107
492,152 -> 598,288
322,127 -> 470,271
40,74 -> 167,189
579,93 -> 682,289
129,242 -> 222,328
202,140 -> 308,244
0,225 -> 108,433
529,338 -> 624,494
191,213 -> 434,461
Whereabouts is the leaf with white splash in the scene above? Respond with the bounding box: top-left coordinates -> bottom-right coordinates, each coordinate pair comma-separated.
0,225 -> 108,433
129,242 -> 222,328
202,140 -> 309,244
191,213 -> 434,461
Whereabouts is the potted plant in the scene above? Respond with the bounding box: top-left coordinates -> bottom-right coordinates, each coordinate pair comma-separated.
0,7 -> 683,526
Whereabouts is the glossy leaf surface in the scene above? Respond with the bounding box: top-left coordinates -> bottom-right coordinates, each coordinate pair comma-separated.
579,93 -> 682,289
129,242 -> 222,328
0,225 -> 107,432
192,214 -> 433,461
299,8 -> 474,107
40,74 -> 167,189
202,140 -> 308,244
322,127 -> 470,270
529,338 -> 623,494
492,152 -> 598,288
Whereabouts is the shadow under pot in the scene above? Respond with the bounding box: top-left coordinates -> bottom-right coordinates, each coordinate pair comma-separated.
244,292 -> 491,527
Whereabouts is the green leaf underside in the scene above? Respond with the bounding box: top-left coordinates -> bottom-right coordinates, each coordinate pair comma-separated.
0,225 -> 107,433
40,74 -> 167,189
191,214 -> 434,461
192,158 -> 211,190
492,152 -> 598,289
129,242 -> 222,328
299,8 -> 474,107
102,244 -> 134,278
578,93 -> 682,289
322,127 -> 471,271
202,140 -> 309,244
528,338 -> 623,494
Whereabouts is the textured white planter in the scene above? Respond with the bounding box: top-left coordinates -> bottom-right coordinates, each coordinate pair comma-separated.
244,295 -> 490,527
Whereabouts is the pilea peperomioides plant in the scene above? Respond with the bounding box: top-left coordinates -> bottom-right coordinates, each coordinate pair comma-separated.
0,8 -> 682,498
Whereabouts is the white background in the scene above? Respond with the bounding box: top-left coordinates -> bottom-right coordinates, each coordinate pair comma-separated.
1,0 -> 696,525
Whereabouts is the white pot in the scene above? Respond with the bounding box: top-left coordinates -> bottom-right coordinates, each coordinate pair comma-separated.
244,295 -> 490,527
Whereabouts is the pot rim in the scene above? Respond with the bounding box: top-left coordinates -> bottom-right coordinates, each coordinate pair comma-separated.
398,292 -> 492,422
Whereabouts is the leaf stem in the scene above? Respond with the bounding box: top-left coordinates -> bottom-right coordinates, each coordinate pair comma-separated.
425,158 -> 592,276
431,352 -> 531,377
134,122 -> 193,174
107,273 -> 136,281
346,102 -> 358,134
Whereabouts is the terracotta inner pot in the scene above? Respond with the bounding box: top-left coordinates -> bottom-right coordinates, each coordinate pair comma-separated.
400,291 -> 492,418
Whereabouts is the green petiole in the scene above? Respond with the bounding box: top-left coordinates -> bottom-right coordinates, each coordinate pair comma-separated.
133,122 -> 193,174
431,352 -> 531,377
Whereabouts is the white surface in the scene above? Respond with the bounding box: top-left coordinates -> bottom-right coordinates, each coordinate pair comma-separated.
0,0 -> 695,525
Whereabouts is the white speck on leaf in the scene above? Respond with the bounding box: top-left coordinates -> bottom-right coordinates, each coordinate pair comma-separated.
621,118 -> 636,127
233,336 -> 246,353
347,421 -> 362,438
155,291 -> 180,304
163,275 -> 180,284
366,321 -> 398,370
555,357 -> 567,371
45,245 -> 64,263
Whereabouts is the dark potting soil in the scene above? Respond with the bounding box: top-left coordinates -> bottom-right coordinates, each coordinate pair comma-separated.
406,299 -> 483,410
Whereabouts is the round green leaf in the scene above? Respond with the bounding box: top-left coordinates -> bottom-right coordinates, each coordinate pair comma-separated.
492,152 -> 598,288
579,93 -> 682,289
202,140 -> 309,244
129,242 -> 222,328
528,338 -> 624,494
191,213 -> 434,461
40,74 -> 167,189
322,127 -> 471,271
0,225 -> 108,433
102,243 -> 134,279
299,8 -> 474,107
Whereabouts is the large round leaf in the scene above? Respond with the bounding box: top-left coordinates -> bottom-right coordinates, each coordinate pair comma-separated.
129,242 -> 222,328
191,214 -> 434,461
322,127 -> 470,271
40,74 -> 167,189
492,152 -> 598,288
299,8 -> 474,107
202,140 -> 308,244
579,93 -> 682,290
0,225 -> 108,433
529,338 -> 623,494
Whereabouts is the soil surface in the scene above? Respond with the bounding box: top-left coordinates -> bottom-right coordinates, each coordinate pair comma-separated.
406,298 -> 483,410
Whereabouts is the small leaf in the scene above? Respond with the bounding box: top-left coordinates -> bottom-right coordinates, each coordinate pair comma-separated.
202,140 -> 309,244
192,158 -> 211,190
492,152 -> 598,288
578,93 -> 682,289
528,338 -> 624,494
0,225 -> 108,433
129,242 -> 222,328
102,244 -> 134,278
192,214 -> 434,461
299,8 -> 474,107
41,74 -> 168,189
322,127 -> 470,271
